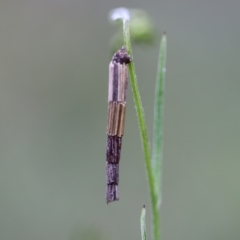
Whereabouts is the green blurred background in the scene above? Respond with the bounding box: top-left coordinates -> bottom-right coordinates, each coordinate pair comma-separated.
0,1 -> 240,240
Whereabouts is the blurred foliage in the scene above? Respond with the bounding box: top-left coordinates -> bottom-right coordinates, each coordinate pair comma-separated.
110,9 -> 156,53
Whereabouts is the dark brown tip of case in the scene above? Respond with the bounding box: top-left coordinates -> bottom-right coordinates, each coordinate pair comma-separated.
112,46 -> 131,64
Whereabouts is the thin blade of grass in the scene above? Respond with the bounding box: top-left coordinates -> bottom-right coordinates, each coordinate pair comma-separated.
152,34 -> 167,208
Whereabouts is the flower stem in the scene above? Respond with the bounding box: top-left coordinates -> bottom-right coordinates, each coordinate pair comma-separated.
122,19 -> 159,240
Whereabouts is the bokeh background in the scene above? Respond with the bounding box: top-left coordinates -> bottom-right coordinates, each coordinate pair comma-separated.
1,1 -> 240,240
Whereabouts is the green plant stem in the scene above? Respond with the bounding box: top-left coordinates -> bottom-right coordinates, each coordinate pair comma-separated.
122,20 -> 159,240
